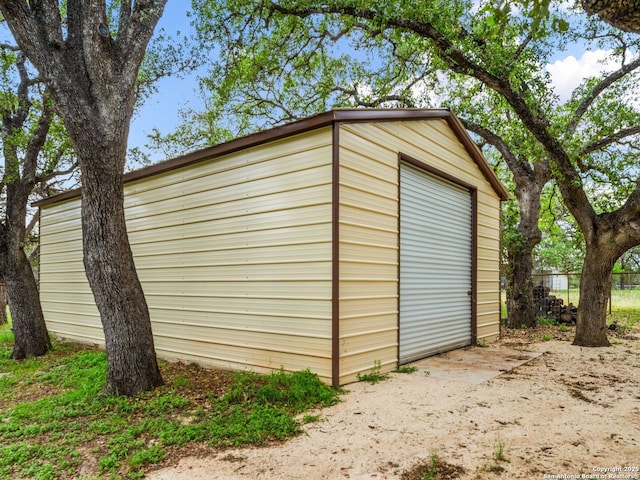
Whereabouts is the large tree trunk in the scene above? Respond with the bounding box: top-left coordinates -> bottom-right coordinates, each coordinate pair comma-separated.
505,182 -> 545,328
0,282 -> 6,326
0,1 -> 167,395
0,223 -> 51,357
573,245 -> 613,347
0,124 -> 51,358
4,248 -> 51,358
80,148 -> 163,395
506,242 -> 537,328
459,121 -> 551,330
581,0 -> 640,33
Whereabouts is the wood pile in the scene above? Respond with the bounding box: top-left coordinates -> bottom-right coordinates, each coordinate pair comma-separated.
533,284 -> 577,324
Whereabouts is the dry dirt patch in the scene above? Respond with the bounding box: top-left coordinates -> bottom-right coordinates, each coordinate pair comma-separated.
148,326 -> 640,479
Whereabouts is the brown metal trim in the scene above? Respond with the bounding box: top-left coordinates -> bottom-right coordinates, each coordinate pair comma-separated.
400,153 -> 476,191
395,154 -> 402,367
471,188 -> 478,345
399,153 -> 479,348
34,108 -> 507,207
331,122 -> 341,388
498,202 -> 504,339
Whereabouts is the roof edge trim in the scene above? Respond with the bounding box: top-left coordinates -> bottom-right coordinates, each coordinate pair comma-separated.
34,108 -> 508,207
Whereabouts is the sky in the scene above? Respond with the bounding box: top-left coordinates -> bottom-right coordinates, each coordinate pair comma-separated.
128,3 -> 623,162
128,2 -> 203,161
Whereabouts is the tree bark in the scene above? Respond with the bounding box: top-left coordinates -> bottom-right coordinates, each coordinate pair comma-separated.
506,240 -> 538,328
0,52 -> 52,357
581,0 -> 640,33
0,230 -> 51,357
573,246 -> 613,346
0,1 -> 167,394
79,140 -> 163,395
0,181 -> 51,358
0,282 -> 6,326
505,171 -> 549,328
0,177 -> 52,360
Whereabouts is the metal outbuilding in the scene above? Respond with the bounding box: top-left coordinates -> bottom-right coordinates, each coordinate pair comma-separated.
37,109 -> 508,386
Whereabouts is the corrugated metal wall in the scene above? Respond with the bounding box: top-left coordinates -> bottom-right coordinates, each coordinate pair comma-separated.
40,128 -> 335,381
39,115 -> 502,386
337,120 -> 501,383
399,162 -> 472,363
337,126 -> 400,382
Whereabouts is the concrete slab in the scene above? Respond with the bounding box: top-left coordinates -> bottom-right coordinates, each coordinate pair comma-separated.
409,347 -> 543,384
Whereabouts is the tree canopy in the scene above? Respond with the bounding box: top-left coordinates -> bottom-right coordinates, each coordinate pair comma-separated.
193,0 -> 640,344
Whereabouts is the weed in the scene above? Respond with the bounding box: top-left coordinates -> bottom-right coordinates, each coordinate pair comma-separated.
400,451 -> 466,480
477,339 -> 489,348
537,317 -> 557,327
420,452 -> 441,480
300,414 -> 323,424
396,365 -> 418,374
0,341 -> 342,479
558,324 -> 569,332
128,444 -> 165,470
542,334 -> 552,341
494,436 -> 508,462
357,360 -> 390,384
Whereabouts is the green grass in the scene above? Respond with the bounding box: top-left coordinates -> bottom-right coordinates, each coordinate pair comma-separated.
501,287 -> 640,328
395,365 -> 419,374
420,452 -> 441,480
0,319 -> 12,344
0,329 -> 342,479
356,360 -> 390,384
494,436 -> 508,462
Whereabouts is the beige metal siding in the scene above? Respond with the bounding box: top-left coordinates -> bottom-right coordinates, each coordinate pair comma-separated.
337,126 -> 399,384
477,197 -> 502,341
40,199 -> 100,344
39,128 -> 335,381
337,121 -> 501,383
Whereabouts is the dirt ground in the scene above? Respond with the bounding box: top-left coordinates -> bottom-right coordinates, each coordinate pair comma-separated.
147,326 -> 640,480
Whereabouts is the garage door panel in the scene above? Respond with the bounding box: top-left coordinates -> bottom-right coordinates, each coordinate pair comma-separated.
399,162 -> 472,363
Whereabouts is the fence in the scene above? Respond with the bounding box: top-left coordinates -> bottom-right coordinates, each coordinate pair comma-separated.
530,271 -> 640,314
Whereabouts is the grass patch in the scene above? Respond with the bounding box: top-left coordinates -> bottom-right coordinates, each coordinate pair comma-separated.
0,336 -> 341,479
356,360 -> 390,384
396,365 -> 419,374
494,436 -> 508,462
400,452 -> 466,480
0,321 -> 13,344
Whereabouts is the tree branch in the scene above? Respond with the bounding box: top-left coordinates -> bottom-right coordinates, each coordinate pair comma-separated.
36,150 -> 78,183
27,245 -> 39,265
567,55 -> 640,135
580,125 -> 640,156
269,1 -> 597,234
24,211 -> 39,240
461,117 -> 551,187
23,94 -> 54,185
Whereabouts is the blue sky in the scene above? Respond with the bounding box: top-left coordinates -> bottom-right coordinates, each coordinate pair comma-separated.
129,2 -> 203,161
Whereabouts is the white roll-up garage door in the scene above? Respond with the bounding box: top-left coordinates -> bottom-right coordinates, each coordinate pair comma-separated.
399,162 -> 472,363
